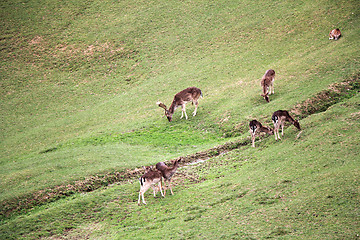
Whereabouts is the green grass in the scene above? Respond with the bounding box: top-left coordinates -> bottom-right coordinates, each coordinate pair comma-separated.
1,94 -> 358,239
1,0 -> 359,238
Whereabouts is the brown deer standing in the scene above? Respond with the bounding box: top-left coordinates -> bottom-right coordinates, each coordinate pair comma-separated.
157,87 -> 202,122
272,110 -> 301,140
156,158 -> 181,196
329,28 -> 341,40
249,120 -> 274,147
138,166 -> 164,205
261,69 -> 275,103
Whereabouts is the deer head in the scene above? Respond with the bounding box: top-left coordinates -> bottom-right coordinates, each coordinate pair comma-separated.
157,101 -> 173,122
173,157 -> 182,166
293,120 -> 301,130
261,93 -> 270,103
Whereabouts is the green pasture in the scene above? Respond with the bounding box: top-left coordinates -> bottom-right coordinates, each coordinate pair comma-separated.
0,0 -> 359,238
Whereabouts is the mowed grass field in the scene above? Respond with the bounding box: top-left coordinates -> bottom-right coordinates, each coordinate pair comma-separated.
1,0 -> 359,239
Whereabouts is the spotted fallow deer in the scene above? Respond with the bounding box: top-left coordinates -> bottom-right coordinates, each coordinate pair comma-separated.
138,166 -> 164,205
157,87 -> 202,122
329,28 -> 341,40
249,120 -> 274,147
156,158 -> 181,196
272,110 -> 301,140
261,69 -> 275,103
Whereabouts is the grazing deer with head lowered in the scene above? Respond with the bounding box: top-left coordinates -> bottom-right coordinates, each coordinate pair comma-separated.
261,69 -> 276,103
157,87 -> 203,122
249,120 -> 274,147
156,158 -> 181,196
138,166 -> 164,205
272,110 -> 301,140
329,28 -> 341,40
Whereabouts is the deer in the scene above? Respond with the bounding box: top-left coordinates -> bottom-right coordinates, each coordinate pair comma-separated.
329,28 -> 341,40
249,119 -> 274,147
261,69 -> 276,103
156,158 -> 181,196
138,166 -> 164,205
272,110 -> 301,141
157,87 -> 203,122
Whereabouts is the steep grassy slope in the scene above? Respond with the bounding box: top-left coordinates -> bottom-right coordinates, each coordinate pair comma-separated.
0,0 -> 359,238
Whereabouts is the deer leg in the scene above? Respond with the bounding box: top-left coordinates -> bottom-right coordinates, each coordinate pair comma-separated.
277,127 -> 281,140
138,182 -> 145,205
163,180 -> 167,196
138,191 -> 142,205
274,124 -> 279,140
151,185 -> 157,197
193,101 -> 198,116
274,128 -> 281,141
140,183 -> 152,205
276,124 -> 282,140
142,192 -> 147,205
180,105 -> 188,119
138,190 -> 147,205
183,106 -> 188,119
281,123 -> 284,136
159,181 -> 164,197
169,180 -> 174,195
251,133 -> 256,147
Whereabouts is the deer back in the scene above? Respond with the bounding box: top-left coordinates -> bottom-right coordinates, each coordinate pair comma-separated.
172,87 -> 202,108
155,162 -> 168,172
261,70 -> 275,86
140,168 -> 162,186
263,69 -> 275,78
259,125 -> 274,135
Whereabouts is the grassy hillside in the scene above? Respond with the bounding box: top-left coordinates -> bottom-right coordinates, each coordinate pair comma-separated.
0,0 -> 359,238
1,94 -> 359,239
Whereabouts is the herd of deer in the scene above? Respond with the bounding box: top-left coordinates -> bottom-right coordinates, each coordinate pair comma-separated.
138,28 -> 341,204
